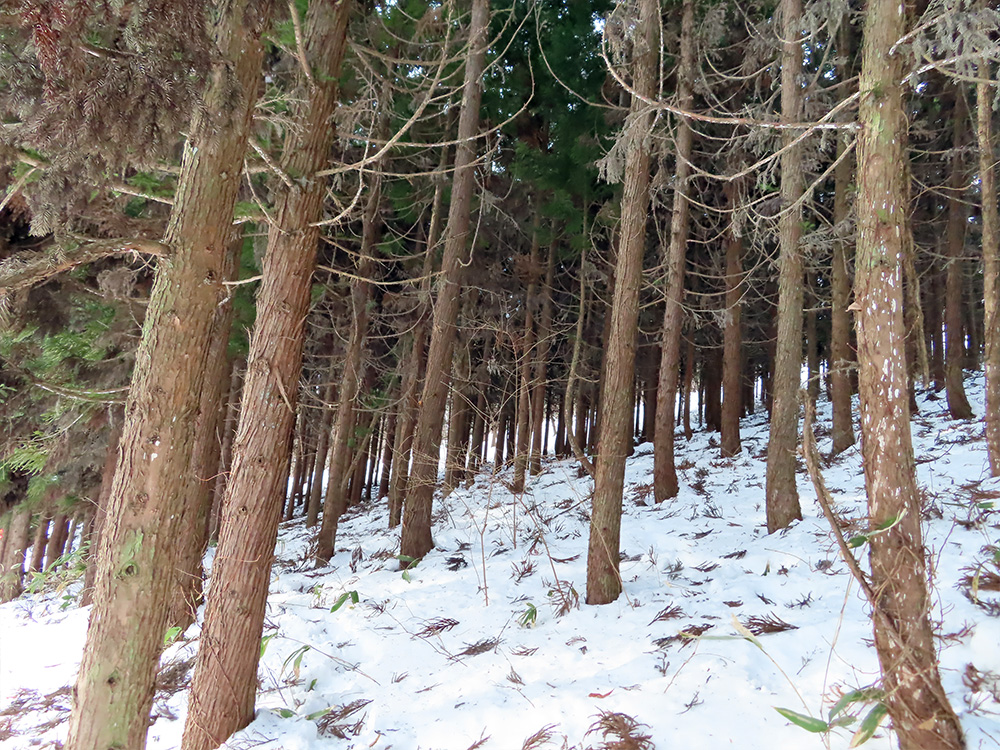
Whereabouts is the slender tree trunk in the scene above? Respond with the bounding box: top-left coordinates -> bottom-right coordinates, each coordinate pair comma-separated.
805,274 -> 819,405
29,512 -> 50,574
305,377 -> 336,527
43,513 -> 68,570
0,504 -> 30,602
182,4 -> 350,748
530,238 -> 555,474
82,414 -> 122,606
400,0 -> 490,561
169,231 -> 242,630
652,0 -> 694,502
564,257 -> 596,477
945,91 -> 973,420
928,267 -> 946,391
830,52 -> 856,454
316,70 -> 395,561
378,410 -> 396,499
587,0 -> 657,605
209,359 -> 243,541
513,225 -> 539,493
978,49 -> 999,475
721,181 -> 743,457
388,174 -> 444,528
66,7 -> 265,748
765,0 -> 806,533
445,339 -> 473,493
855,0 -> 965,745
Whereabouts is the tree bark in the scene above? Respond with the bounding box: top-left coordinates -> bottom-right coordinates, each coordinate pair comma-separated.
29,512 -> 50,574
181,4 -> 350,748
765,0 -> 805,533
305,377 -> 336,527
399,0 -> 490,561
945,91 -> 973,420
512,225 -> 539,493
652,0 -> 693,502
855,0 -> 965,744
65,5 -> 266,748
978,49 -> 999,475
830,41 -> 856,454
530,237 -> 556,473
0,504 -> 30,602
586,0 -> 658,605
169,232 -> 242,631
721,180 -> 743,457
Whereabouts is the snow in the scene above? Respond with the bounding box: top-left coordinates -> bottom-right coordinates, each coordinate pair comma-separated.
3,376 -> 1000,749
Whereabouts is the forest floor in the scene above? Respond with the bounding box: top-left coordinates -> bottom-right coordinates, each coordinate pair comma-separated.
3,377 -> 1000,749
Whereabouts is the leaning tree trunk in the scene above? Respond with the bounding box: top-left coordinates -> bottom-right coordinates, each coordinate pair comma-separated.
65,6 -> 266,749
854,0 -> 965,746
945,90 -> 973,420
399,0 -> 490,562
181,4 -> 350,749
586,0 -> 658,605
652,0 -> 693,502
764,0 -> 805,533
168,231 -> 242,631
978,48 -> 999,476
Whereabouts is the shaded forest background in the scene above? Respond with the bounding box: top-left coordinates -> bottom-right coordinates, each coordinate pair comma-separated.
0,0 -> 997,748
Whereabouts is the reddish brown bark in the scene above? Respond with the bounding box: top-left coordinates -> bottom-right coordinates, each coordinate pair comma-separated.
182,4 -> 350,748
945,91 -> 973,420
765,0 -> 805,533
399,0 -> 490,561
652,0 -> 694,502
978,45 -> 1000,475
587,0 -> 658,605
66,5 -> 266,747
721,180 -> 743,457
855,0 -> 965,744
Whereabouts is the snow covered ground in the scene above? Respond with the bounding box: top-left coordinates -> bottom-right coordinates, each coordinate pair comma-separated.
3,377 -> 1000,749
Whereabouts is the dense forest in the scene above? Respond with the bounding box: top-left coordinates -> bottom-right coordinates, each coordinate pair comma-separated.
0,0 -> 997,748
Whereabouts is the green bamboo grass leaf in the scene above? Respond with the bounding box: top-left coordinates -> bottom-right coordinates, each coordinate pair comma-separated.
330,590 -> 359,612
775,707 -> 829,733
850,703 -> 889,747
163,626 -> 182,647
260,632 -> 277,658
829,688 -> 883,720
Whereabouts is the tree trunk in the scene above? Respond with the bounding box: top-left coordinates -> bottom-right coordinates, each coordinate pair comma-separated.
81,414 -> 123,606
43,512 -> 68,570
652,0 -> 693,502
854,0 -> 965,744
586,0 -> 657,606
945,91 -> 973,420
29,512 -> 50,574
378,410 -> 396,499
387,167 -> 445,528
765,0 -> 805,533
721,181 -> 743,457
66,7 -> 265,748
181,4 -> 350,748
305,378 -> 336,527
978,47 -> 999,476
513,225 -> 539,493
399,0 -> 490,562
169,231 -> 242,631
530,237 -> 556,473
830,47 -> 856,454
0,504 -> 30,602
